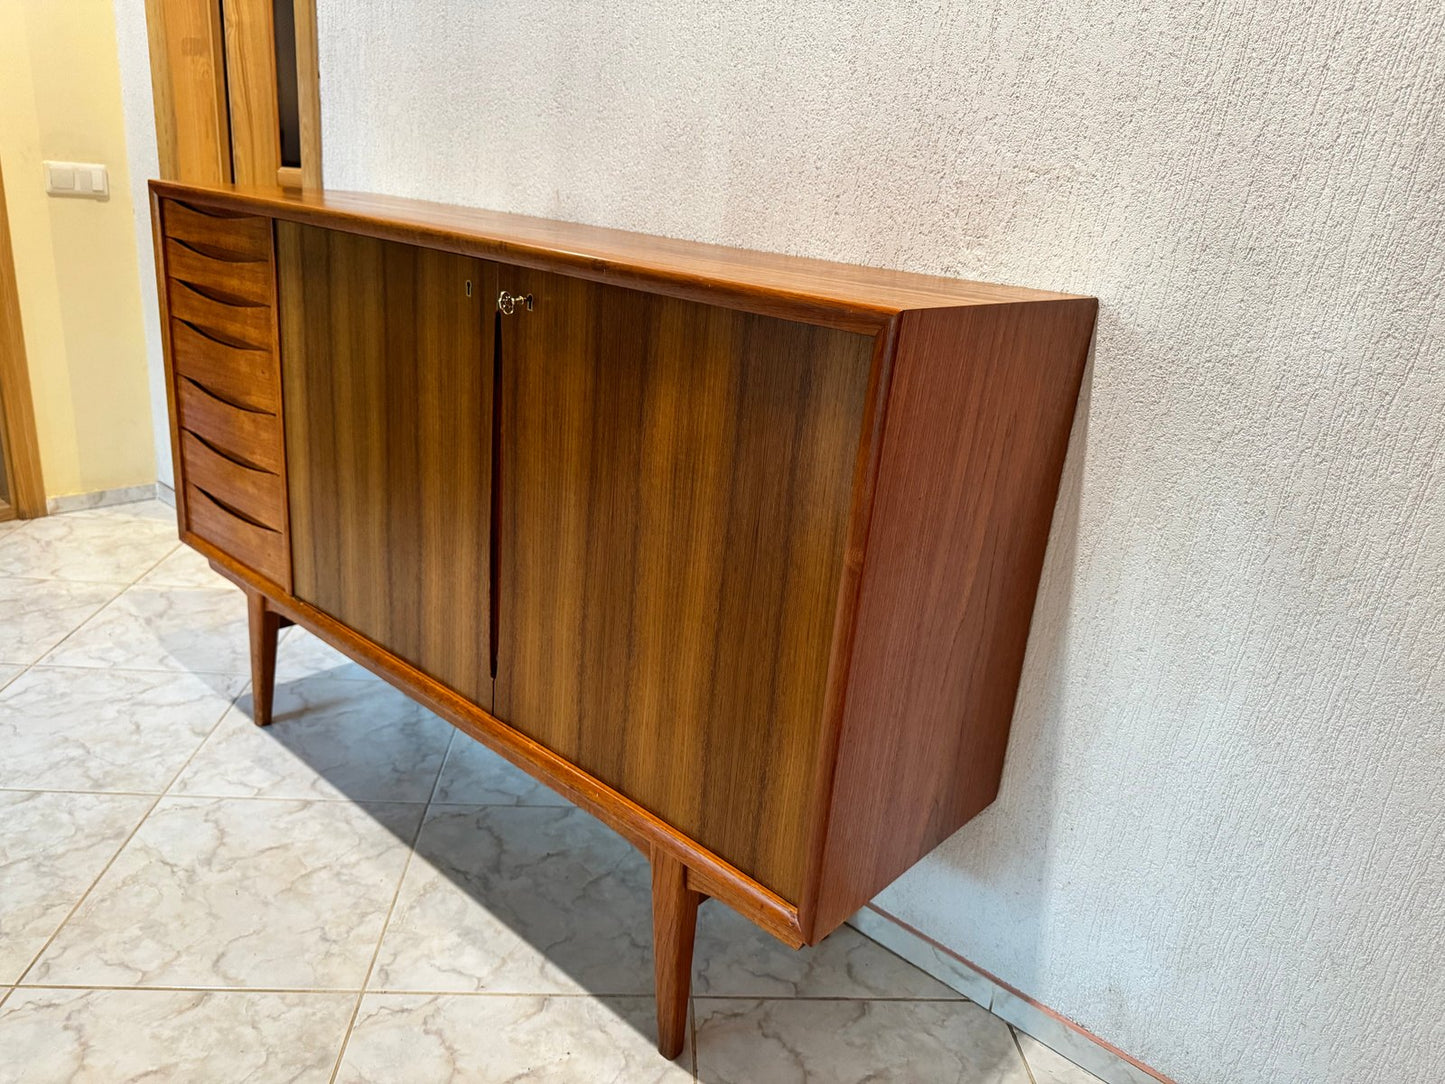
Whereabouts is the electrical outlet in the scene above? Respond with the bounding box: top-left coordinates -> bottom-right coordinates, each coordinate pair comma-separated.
44,161 -> 109,199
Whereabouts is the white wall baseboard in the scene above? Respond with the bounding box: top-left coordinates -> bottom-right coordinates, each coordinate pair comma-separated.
46,483 -> 165,515
155,481 -> 176,509
848,907 -> 1170,1084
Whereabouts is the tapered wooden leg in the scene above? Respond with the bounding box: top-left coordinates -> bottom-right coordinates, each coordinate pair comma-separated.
246,590 -> 282,727
651,848 -> 702,1060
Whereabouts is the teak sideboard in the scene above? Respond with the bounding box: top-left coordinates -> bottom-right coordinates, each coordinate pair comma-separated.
148,179 -> 1096,1059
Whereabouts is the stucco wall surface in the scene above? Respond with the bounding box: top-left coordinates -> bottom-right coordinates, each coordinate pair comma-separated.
314,3 -> 1444,1081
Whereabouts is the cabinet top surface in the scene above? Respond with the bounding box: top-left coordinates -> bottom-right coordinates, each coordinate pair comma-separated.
152,180 -> 1092,331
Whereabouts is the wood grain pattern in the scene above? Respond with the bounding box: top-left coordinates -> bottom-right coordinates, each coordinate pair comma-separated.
165,238 -> 273,304
149,181 -> 1087,333
651,849 -> 702,1059
495,267 -> 874,903
176,379 -> 284,473
170,319 -> 279,413
162,201 -> 271,260
809,299 -> 1098,938
219,0 -> 280,187
246,587 -> 283,726
279,222 -> 494,706
292,0 -> 322,189
0,160 -> 46,518
180,429 -> 285,529
143,0 -> 231,184
186,483 -> 289,585
168,279 -> 274,347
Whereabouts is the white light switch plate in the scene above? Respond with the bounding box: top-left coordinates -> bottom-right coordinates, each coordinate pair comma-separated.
44,161 -> 109,199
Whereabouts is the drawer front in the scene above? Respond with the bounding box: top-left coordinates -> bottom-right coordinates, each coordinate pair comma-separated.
160,198 -> 289,590
180,430 -> 286,531
171,319 -> 279,414
185,484 -> 289,586
169,279 -> 273,348
162,201 -> 272,261
176,378 -> 284,474
166,237 -> 273,305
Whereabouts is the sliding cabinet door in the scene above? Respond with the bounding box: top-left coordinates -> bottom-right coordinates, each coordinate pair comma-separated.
494,268 -> 874,901
278,223 -> 495,706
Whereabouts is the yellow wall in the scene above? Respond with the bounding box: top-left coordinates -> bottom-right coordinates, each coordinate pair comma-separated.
0,0 -> 155,499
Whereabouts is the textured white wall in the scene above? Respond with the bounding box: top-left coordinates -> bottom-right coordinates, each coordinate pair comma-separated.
111,0 -> 169,489
318,3 -> 1444,1082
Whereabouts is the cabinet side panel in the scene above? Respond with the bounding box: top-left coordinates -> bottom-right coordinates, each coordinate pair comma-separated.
278,222 -> 494,706
811,299 -> 1097,938
497,267 -> 873,903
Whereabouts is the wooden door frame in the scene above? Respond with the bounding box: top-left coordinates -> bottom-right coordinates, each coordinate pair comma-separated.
0,158 -> 47,520
145,0 -> 321,189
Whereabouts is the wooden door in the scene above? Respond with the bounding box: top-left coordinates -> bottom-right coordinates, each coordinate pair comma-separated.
278,223 -> 495,706
494,268 -> 874,901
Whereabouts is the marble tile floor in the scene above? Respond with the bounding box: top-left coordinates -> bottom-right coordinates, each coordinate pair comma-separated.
0,500 -> 1105,1083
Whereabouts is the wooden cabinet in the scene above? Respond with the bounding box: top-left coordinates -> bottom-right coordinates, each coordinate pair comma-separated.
150,181 -> 1098,1060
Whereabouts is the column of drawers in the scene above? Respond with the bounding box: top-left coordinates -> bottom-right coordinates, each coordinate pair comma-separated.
160,200 -> 290,589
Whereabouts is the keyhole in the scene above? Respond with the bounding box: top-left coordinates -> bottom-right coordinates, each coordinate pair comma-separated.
465,280 -> 473,297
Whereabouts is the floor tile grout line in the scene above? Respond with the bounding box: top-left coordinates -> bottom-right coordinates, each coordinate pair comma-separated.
9,669 -> 248,988
1011,1025 -> 1041,1084
10,788 -> 167,987
23,529 -> 188,671
325,730 -> 453,1084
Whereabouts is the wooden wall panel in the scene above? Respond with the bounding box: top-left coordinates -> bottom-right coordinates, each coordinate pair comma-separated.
495,267 -> 874,903
293,0 -> 322,188
144,0 -> 231,184
220,0 -> 280,186
279,222 -> 494,706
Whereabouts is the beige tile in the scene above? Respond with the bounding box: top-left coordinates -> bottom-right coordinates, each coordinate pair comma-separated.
136,543 -> 229,589
0,987 -> 352,1084
38,584 -> 250,674
371,805 -> 653,994
694,998 -> 1032,1083
0,791 -> 151,984
0,505 -> 178,583
172,675 -> 453,802
432,734 -> 570,806
694,901 -> 961,999
1016,1029 -> 1110,1084
0,667 -> 242,792
336,993 -> 692,1083
0,578 -> 124,666
28,796 -> 423,990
